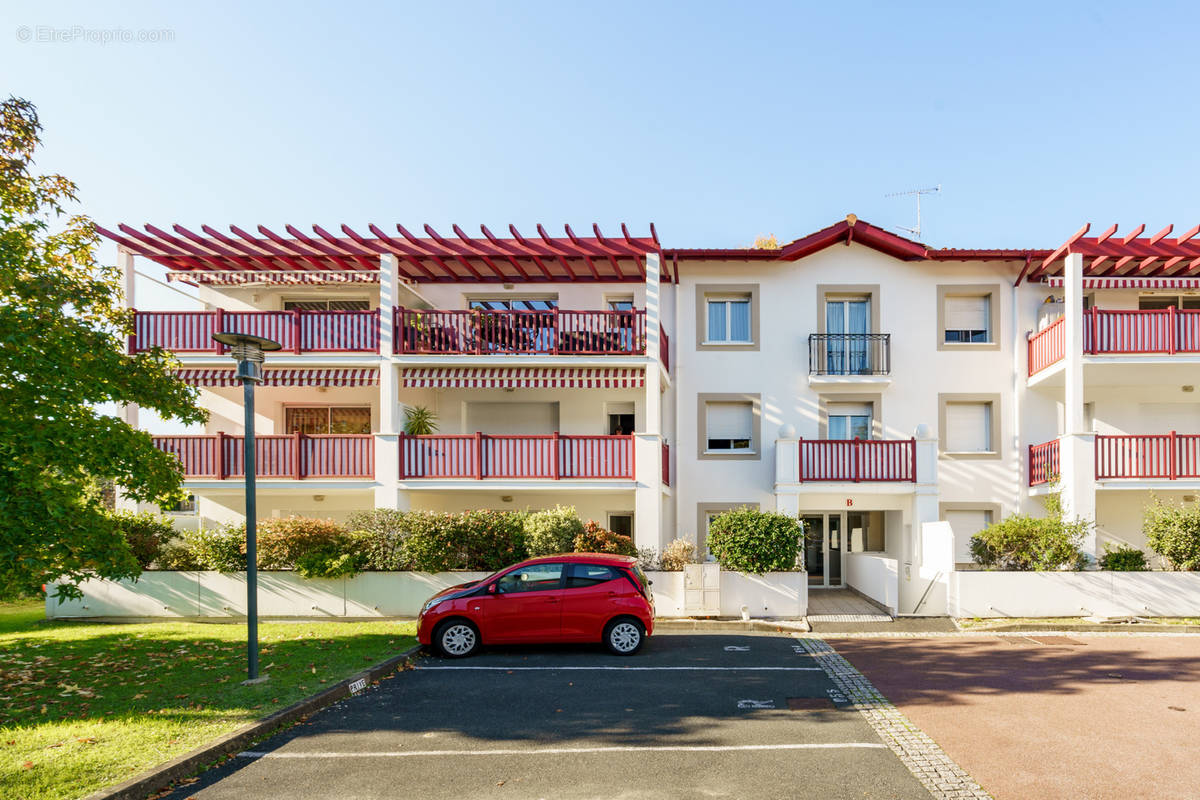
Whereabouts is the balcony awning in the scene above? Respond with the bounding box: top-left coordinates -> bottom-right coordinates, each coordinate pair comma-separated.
175,368 -> 379,387
401,367 -> 644,389
1045,277 -> 1200,289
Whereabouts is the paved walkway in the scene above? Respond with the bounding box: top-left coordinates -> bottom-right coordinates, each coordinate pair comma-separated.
808,588 -> 893,622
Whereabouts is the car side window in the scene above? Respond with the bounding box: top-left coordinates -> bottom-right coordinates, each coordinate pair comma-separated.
495,563 -> 563,594
565,563 -> 619,589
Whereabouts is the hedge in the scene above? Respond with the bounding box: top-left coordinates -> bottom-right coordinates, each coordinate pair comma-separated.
706,508 -> 803,574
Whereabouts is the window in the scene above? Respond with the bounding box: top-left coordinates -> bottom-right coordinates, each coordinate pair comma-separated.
285,407 -> 371,435
1138,295 -> 1200,310
705,296 -> 752,344
607,513 -> 633,539
468,298 -> 557,311
283,299 -> 369,311
496,563 -> 563,593
607,297 -> 634,312
566,563 -> 619,588
945,508 -> 994,564
943,295 -> 990,343
827,403 -> 872,440
945,402 -> 992,453
705,401 -> 753,452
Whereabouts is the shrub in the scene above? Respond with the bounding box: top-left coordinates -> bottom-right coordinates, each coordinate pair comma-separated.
400,512 -> 463,572
636,547 -> 659,571
347,509 -> 414,571
706,509 -> 802,574
110,510 -> 174,568
156,540 -> 202,570
1144,497 -> 1200,570
184,525 -> 247,571
458,509 -> 528,571
573,520 -> 636,556
255,517 -> 351,571
1098,544 -> 1147,571
970,513 -> 1088,571
658,538 -> 695,571
524,506 -> 584,556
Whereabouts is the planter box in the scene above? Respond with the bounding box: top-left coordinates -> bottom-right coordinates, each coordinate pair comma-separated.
949,570 -> 1200,618
46,569 -> 808,620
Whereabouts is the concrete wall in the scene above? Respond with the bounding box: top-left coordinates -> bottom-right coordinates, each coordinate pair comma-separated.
846,553 -> 898,614
948,570 -> 1200,618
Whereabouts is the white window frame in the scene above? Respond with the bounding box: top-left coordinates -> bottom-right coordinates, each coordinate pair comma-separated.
703,295 -> 753,345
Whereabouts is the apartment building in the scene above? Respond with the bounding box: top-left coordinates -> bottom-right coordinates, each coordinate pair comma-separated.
100,216 -> 1200,614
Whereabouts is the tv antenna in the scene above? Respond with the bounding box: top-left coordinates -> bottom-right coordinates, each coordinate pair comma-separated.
885,184 -> 941,239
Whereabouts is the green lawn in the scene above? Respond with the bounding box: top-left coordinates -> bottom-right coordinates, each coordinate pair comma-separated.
0,601 -> 416,800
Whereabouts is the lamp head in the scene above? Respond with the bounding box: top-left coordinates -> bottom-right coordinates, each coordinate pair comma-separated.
212,332 -> 281,383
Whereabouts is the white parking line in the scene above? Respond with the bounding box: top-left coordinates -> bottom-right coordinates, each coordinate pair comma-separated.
416,665 -> 823,671
237,743 -> 887,759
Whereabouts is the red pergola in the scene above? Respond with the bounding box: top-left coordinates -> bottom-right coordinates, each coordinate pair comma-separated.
95,222 -> 666,283
1019,223 -> 1200,285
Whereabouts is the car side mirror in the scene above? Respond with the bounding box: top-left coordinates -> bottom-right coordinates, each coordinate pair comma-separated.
487,583 -> 497,594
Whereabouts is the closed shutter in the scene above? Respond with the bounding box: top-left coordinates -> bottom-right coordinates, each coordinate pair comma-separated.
706,402 -> 753,449
945,402 -> 991,452
945,295 -> 989,332
946,509 -> 993,563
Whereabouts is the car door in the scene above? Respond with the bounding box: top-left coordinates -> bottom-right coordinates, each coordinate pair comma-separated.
560,563 -> 634,641
481,562 -> 565,643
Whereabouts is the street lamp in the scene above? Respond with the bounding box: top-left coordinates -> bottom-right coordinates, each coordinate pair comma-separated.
213,331 -> 282,684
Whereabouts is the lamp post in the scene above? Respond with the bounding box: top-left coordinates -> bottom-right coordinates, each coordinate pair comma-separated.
213,331 -> 282,684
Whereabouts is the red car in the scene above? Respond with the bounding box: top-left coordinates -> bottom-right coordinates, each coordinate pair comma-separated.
417,554 -> 655,658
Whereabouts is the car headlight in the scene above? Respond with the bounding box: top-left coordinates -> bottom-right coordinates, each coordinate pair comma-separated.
421,598 -> 442,617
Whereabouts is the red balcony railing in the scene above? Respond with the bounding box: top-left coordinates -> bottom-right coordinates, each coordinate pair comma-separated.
399,433 -> 634,479
393,308 -> 646,356
1027,317 -> 1065,376
659,325 -> 670,372
1096,432 -> 1200,480
153,433 -> 374,479
132,310 -> 380,354
661,442 -> 670,486
798,439 -> 916,482
1029,439 -> 1060,486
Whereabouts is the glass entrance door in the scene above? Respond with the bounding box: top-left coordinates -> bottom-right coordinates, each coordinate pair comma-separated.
802,512 -> 845,588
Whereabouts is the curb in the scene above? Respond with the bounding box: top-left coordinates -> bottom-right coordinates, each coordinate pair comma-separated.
82,643 -> 424,800
952,621 -> 1200,634
654,618 -> 811,633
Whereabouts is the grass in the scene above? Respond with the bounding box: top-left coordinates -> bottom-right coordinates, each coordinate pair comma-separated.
0,600 -> 416,800
956,615 -> 1200,629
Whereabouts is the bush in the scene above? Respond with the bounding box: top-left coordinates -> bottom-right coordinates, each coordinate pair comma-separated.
347,509 -> 414,571
1144,497 -> 1200,570
184,525 -> 247,571
658,538 -> 695,571
255,517 -> 353,572
156,540 -> 202,570
636,547 -> 659,571
400,510 -> 527,572
111,510 -> 174,568
1098,544 -> 1147,571
573,520 -> 636,556
706,509 -> 802,574
970,511 -> 1087,571
524,506 -> 583,556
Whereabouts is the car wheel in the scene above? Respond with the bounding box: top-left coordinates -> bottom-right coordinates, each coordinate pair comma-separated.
434,619 -> 480,658
604,617 -> 645,656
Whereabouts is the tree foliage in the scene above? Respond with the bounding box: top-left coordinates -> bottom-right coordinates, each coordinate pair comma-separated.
0,97 -> 205,600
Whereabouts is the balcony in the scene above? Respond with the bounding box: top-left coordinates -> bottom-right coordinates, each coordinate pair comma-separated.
394,308 -> 646,356
132,310 -> 380,354
1028,309 -> 1200,377
1028,433 -> 1200,485
808,334 -> 891,376
399,433 -> 634,480
154,433 -> 375,479
798,438 -> 915,482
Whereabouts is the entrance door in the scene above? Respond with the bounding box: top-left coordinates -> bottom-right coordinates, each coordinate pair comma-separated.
802,512 -> 846,588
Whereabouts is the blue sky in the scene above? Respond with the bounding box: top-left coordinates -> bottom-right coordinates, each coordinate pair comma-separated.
4,0 -> 1200,288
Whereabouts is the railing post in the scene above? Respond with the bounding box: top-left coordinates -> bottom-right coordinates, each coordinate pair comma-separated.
474,431 -> 483,479
292,309 -> 303,354
1089,308 -> 1098,355
853,439 -> 861,483
552,307 -> 560,355
909,438 -> 916,483
797,437 -> 804,483
552,431 -> 560,479
397,432 -> 406,479
1171,430 -> 1178,480
214,308 -> 225,353
216,431 -> 227,480
293,431 -> 303,480
474,309 -> 483,355
1168,305 -> 1178,355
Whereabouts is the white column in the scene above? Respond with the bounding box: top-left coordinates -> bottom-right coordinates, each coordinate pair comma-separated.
634,434 -> 663,552
379,253 -> 399,358
900,424 -> 940,613
1059,252 -> 1097,560
774,428 -> 800,516
375,254 -> 403,512
643,252 -> 662,436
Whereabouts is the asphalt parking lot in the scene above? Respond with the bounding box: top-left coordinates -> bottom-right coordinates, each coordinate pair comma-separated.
165,632 -> 931,799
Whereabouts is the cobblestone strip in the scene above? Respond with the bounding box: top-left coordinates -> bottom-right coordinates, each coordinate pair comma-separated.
795,637 -> 992,800
794,629 -> 1190,639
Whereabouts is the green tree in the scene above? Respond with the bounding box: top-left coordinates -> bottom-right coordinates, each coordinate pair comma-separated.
0,97 -> 206,600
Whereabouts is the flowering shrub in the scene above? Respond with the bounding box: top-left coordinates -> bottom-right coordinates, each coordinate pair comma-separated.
658,538 -> 696,571
573,520 -> 636,556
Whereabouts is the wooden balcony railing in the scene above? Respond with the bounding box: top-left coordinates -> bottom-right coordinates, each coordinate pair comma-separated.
399,433 -> 634,480
153,433 -> 374,479
798,439 -> 916,482
1028,439 -> 1060,486
393,308 -> 646,356
132,310 -> 380,354
1096,432 -> 1200,480
659,325 -> 670,372
808,334 -> 891,376
661,442 -> 670,487
1028,309 -> 1200,377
